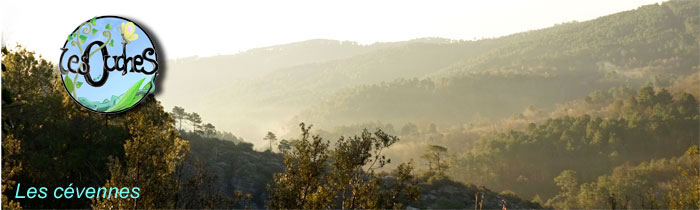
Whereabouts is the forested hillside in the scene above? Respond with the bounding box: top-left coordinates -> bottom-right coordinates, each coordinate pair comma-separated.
160,0 -> 699,144
297,0 -> 699,130
451,86 -> 698,199
296,71 -> 617,129
437,0 -> 698,76
545,145 -> 699,209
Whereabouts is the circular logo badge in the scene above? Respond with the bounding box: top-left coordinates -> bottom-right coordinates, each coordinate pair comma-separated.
59,16 -> 158,113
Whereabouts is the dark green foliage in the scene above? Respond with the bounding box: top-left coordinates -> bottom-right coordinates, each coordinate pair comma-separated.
415,175 -> 542,209
93,96 -> 190,209
451,86 -> 699,202
175,132 -> 283,208
267,123 -> 420,209
2,46 -> 129,208
546,146 -> 700,209
2,47 -> 189,209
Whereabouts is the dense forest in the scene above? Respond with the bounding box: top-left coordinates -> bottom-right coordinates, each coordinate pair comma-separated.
3,0 -> 700,209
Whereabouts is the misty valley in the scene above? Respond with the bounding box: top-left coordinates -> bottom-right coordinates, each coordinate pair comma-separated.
2,0 -> 699,209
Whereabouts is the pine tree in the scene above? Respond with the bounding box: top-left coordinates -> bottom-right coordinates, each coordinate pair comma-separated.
421,144 -> 448,175
264,132 -> 277,152
203,123 -> 216,138
187,112 -> 202,135
171,106 -> 186,131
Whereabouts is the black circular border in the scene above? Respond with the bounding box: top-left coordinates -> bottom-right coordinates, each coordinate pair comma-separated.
59,15 -> 159,115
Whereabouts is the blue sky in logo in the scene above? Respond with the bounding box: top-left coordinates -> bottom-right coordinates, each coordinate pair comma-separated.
60,16 -> 156,105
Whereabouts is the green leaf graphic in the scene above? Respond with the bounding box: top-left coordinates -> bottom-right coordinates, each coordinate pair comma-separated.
142,82 -> 151,91
105,78 -> 146,112
64,75 -> 74,95
105,24 -> 111,30
90,17 -> 96,26
92,28 -> 98,35
125,94 -> 145,109
79,35 -> 87,43
67,35 -> 72,41
76,81 -> 83,88
109,40 -> 114,47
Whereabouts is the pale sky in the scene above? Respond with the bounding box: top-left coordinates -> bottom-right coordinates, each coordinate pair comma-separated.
3,0 -> 663,62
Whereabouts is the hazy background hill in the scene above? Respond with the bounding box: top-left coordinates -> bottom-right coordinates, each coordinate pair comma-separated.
160,38 -> 502,143
161,39 -> 401,109
297,1 -> 699,131
437,0 -> 699,77
159,1 -> 698,148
